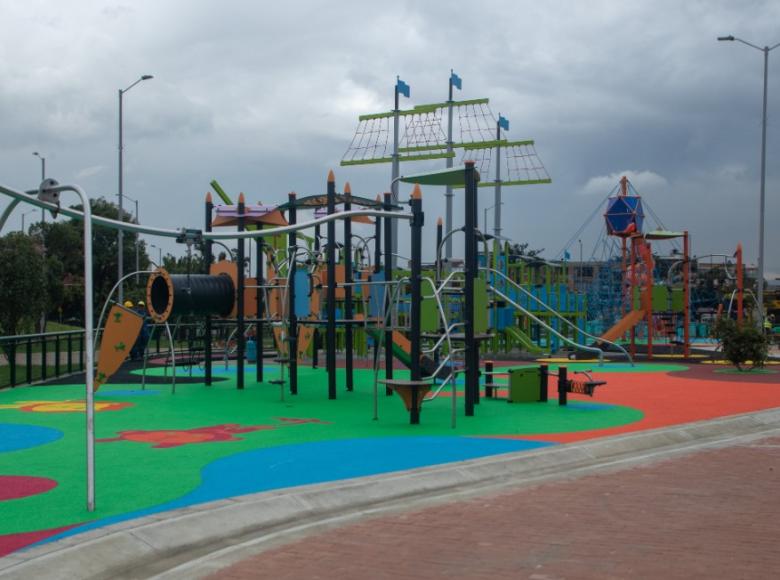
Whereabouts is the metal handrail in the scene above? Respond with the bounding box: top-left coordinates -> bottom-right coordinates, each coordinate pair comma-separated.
0,329 -> 84,342
483,267 -> 633,365
488,285 -> 606,365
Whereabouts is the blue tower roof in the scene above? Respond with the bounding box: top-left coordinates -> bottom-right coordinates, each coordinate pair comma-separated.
604,195 -> 644,237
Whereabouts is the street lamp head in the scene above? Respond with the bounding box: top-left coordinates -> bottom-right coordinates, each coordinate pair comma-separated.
717,35 -> 735,41
141,75 -> 153,81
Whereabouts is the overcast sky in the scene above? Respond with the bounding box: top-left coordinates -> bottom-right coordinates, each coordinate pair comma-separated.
1,0 -> 778,279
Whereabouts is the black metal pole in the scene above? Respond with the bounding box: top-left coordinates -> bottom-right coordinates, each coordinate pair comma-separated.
464,161 -> 478,416
312,223 -> 320,369
237,193 -> 246,390
344,183 -> 354,392
256,237 -> 263,383
204,192 -> 213,386
288,192 -> 298,395
383,191 -> 393,394
558,365 -> 568,406
326,171 -> 337,399
435,216 -> 443,285
410,185 -> 423,382
539,364 -> 548,402
374,195 -> 382,274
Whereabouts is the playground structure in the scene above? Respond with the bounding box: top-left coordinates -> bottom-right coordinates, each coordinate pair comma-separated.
5,79 -> 769,526
555,176 -> 698,358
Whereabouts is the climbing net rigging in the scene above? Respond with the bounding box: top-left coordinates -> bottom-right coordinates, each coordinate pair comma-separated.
341,98 -> 551,187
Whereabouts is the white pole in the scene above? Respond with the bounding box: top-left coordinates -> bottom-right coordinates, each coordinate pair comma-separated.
70,185 -> 96,512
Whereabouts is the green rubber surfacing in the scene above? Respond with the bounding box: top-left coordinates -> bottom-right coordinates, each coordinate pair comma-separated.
0,366 -> 643,535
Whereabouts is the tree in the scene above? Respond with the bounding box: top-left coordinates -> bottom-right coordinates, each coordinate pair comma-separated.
711,317 -> 768,371
32,198 -> 151,322
508,242 -> 544,261
0,232 -> 47,336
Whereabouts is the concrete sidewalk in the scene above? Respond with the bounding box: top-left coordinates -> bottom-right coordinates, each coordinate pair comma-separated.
3,409 -> 780,579
210,435 -> 780,580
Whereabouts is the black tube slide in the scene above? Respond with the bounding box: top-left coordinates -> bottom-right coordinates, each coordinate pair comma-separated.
146,268 -> 234,323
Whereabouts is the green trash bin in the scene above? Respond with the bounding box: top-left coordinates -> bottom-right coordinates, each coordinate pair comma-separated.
508,367 -> 540,403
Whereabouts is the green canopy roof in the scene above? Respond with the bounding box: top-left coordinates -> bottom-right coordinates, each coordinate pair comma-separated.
399,166 -> 481,187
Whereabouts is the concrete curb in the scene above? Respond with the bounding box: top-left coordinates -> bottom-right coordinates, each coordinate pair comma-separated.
3,408 -> 780,579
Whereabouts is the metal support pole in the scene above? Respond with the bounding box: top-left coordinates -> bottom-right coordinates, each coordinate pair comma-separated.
445,75 -> 454,259
410,185 -> 423,382
757,46 -> 769,326
236,194 -> 246,389
391,85 -> 400,271
313,223 -> 320,369
683,231 -> 690,358
374,195 -> 382,273
344,185 -> 354,392
435,217 -> 443,284
256,237 -> 263,383
494,119 -> 503,240
204,193 -> 213,385
326,172 -> 337,399
288,192 -> 298,395
118,89 -> 124,304
464,161 -> 479,416
383,191 -> 394,393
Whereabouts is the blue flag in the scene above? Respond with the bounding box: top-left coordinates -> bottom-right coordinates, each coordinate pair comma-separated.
498,115 -> 509,131
396,77 -> 410,98
450,71 -> 462,90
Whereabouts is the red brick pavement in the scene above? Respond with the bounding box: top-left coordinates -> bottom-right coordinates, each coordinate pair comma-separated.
211,436 -> 780,579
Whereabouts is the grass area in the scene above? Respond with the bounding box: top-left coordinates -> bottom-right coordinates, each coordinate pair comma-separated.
45,321 -> 83,333
0,365 -> 66,389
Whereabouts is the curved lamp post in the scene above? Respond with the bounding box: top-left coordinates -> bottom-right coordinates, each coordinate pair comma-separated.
718,35 -> 780,325
118,75 -> 153,303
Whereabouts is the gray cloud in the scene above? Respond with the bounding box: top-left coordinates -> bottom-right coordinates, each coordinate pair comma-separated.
0,0 -> 778,280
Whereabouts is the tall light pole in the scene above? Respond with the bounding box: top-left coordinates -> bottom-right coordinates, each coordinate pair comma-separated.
483,202 -> 503,235
118,74 -> 153,303
718,35 -> 780,326
32,152 -> 46,224
149,244 -> 163,267
21,208 -> 35,233
123,194 -> 141,283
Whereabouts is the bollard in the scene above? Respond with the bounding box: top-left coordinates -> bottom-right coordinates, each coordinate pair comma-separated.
539,364 -> 548,402
558,365 -> 568,406
485,360 -> 494,398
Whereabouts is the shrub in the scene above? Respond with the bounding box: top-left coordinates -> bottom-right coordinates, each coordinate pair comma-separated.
712,317 -> 769,371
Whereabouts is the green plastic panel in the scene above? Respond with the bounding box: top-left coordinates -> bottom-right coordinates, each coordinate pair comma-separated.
671,287 -> 684,311
421,295 -> 439,333
509,367 -> 540,403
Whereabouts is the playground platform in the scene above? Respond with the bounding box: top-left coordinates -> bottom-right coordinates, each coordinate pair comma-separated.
1,357 -> 779,577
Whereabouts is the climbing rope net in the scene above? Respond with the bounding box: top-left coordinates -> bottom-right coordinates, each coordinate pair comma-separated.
341,98 -> 551,186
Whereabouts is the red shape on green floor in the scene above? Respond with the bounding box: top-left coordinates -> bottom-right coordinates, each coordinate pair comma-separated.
0,476 -> 58,501
97,418 -> 327,448
97,424 -> 272,448
0,525 -> 78,558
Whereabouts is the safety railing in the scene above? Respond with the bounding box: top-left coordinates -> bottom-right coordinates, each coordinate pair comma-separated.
0,330 -> 85,388
483,267 -> 633,365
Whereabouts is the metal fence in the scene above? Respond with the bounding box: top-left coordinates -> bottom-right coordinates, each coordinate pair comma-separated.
0,330 -> 86,389
0,320 -> 277,389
